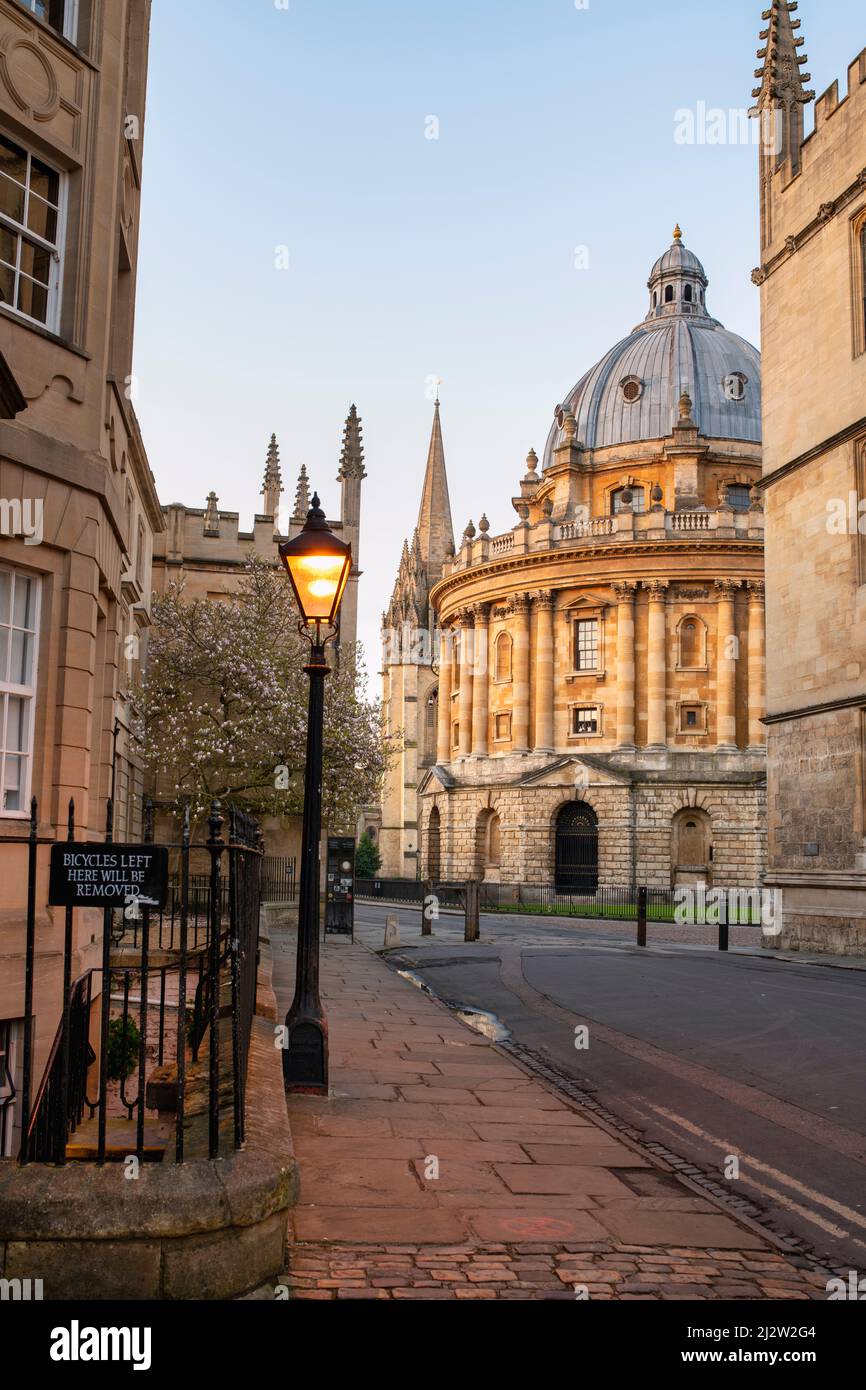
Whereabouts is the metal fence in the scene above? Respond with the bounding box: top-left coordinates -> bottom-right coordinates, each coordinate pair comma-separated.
352,877 -> 681,920
261,855 -> 297,903
19,798 -> 263,1166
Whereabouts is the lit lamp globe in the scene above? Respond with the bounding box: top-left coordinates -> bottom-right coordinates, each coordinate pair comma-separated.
278,493 -> 352,632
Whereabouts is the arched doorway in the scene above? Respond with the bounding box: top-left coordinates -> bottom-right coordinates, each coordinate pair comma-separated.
555,802 -> 599,892
671,807 -> 712,886
427,806 -> 441,881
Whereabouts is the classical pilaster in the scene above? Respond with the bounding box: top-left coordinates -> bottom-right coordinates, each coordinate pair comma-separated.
613,581 -> 637,749
511,593 -> 532,753
436,624 -> 452,763
471,603 -> 490,757
645,580 -> 669,748
457,609 -> 474,759
715,579 -> 740,751
533,591 -> 556,752
747,581 -> 766,750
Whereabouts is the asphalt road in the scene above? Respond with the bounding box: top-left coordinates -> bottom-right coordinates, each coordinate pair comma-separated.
351,902 -> 866,1271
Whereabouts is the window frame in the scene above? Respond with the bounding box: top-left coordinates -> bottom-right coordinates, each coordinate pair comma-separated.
19,0 -> 79,43
493,711 -> 512,744
611,485 -> 646,516
568,703 -> 603,739
677,701 -> 708,736
0,566 -> 41,819
0,132 -> 67,334
852,206 -> 866,359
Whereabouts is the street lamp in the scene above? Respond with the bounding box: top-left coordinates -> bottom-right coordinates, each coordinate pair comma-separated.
278,494 -> 352,1093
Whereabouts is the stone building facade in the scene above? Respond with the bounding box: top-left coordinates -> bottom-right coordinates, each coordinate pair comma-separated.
151,409 -> 365,651
413,235 -> 767,892
378,399 -> 454,876
0,0 -> 159,1154
751,4 -> 866,952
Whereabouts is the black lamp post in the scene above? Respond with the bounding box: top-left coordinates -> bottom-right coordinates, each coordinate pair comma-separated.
278,494 -> 352,1093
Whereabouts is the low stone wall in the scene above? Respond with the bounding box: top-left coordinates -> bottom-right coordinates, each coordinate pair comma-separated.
0,925 -> 298,1300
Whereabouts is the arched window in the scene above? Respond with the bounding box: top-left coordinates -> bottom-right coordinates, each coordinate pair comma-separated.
652,291 -> 658,308
726,484 -> 751,513
665,285 -> 674,303
684,284 -> 693,303
424,688 -> 438,763
555,802 -> 599,892
611,486 -> 646,515
678,616 -> 705,669
427,806 -> 441,880
452,633 -> 461,692
494,631 -> 512,682
861,221 -> 866,349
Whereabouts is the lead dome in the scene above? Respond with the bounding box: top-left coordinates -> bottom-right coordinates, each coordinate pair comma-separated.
542,228 -> 761,461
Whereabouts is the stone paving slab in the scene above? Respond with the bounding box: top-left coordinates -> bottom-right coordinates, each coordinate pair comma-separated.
273,934 -> 832,1300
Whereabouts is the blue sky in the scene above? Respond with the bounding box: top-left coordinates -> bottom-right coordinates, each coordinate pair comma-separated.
134,0 -> 865,671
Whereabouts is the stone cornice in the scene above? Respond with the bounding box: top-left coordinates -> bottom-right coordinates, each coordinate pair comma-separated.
430,540 -> 763,613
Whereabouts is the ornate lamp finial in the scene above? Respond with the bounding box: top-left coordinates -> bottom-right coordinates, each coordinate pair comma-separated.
673,224 -> 683,242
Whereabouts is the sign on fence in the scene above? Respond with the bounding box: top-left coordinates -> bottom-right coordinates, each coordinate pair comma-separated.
48,843 -> 170,909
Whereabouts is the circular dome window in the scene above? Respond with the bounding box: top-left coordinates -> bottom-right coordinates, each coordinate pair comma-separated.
621,377 -> 643,404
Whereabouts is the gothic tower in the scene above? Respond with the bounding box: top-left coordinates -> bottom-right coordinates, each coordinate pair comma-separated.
379,399 -> 455,877
336,403 -> 367,658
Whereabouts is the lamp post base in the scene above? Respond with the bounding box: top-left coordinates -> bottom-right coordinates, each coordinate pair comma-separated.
283,1014 -> 329,1094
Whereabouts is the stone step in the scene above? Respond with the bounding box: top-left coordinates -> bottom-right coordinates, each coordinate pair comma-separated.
65,1116 -> 171,1162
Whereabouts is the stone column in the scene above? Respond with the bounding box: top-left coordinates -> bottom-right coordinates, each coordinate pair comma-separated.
747,581 -> 766,750
612,581 -> 637,749
436,624 -> 452,764
471,603 -> 490,757
457,610 -> 474,759
715,579 -> 739,751
533,591 -> 556,752
645,580 -> 669,748
511,594 -> 531,753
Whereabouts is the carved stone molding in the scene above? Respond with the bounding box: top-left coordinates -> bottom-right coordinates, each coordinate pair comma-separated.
611,581 -> 638,602
511,593 -> 532,616
644,580 -> 670,602
747,580 -> 766,602
532,589 -> 556,611
0,34 -> 60,122
714,579 -> 741,599
470,602 -> 490,624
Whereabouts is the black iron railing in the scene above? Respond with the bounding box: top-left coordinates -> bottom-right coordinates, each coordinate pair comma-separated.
261,855 -> 296,903
18,797 -> 263,1166
354,878 -> 679,922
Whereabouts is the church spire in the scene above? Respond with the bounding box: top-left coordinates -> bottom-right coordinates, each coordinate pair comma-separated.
261,433 -> 283,523
338,403 -> 366,481
752,1 -> 814,173
415,397 -> 454,577
292,462 -> 310,522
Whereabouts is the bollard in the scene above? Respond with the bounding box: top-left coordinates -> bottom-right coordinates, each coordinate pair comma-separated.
383,914 -> 401,949
464,880 -> 480,942
422,879 -> 434,936
719,913 -> 729,952
636,885 -> 647,947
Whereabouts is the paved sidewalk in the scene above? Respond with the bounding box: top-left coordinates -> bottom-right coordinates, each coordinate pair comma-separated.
272,933 -> 831,1300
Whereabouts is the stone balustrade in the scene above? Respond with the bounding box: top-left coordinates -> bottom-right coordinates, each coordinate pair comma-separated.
447,507 -> 763,574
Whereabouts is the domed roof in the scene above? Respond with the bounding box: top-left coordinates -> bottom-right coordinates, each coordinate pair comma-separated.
542,229 -> 761,463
